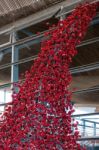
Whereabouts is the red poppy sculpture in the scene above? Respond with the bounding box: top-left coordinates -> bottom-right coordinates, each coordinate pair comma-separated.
0,2 -> 98,150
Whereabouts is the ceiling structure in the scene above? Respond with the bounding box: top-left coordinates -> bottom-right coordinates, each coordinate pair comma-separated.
0,0 -> 97,34
0,0 -> 64,28
0,0 -> 63,16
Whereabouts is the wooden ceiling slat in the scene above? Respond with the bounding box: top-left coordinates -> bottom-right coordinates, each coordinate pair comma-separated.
4,0 -> 13,11
0,0 -> 60,15
7,0 -> 19,10
19,0 -> 29,7
0,5 -> 5,15
24,0 -> 33,6
14,0 -> 22,9
1,0 -> 7,11
0,0 -> 9,14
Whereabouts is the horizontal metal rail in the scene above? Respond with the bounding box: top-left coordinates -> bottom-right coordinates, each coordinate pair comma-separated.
0,82 -> 99,97
0,37 -> 99,74
0,49 -> 99,74
72,112 -> 99,117
70,62 -> 99,74
77,37 -> 99,48
0,55 -> 38,70
78,124 -> 99,129
0,30 -> 45,52
82,119 -> 99,125
70,62 -> 99,75
73,86 -> 99,94
0,26 -> 99,51
81,118 -> 99,120
78,136 -> 99,141
0,102 -> 12,107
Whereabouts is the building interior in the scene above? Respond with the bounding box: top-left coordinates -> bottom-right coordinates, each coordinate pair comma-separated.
0,0 -> 99,149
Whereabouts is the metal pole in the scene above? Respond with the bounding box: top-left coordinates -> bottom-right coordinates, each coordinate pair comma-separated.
11,31 -> 16,84
83,120 -> 86,137
94,123 -> 96,136
11,31 -> 19,91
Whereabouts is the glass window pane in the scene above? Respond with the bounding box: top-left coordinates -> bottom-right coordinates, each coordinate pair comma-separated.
71,42 -> 99,68
0,106 -> 5,116
84,24 -> 99,40
17,41 -> 40,60
17,18 -> 58,40
0,86 -> 12,104
19,60 -> 34,80
72,69 -> 99,90
0,49 -> 11,66
0,33 -> 10,45
73,107 -> 96,115
0,67 -> 11,85
71,24 -> 99,68
0,85 -> 12,116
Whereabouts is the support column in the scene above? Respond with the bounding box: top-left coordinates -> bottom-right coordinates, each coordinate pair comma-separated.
94,122 -> 96,136
60,6 -> 66,21
83,120 -> 86,136
11,31 -> 19,91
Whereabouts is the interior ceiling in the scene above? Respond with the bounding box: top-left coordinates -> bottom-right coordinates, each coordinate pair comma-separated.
0,0 -> 64,28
